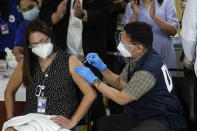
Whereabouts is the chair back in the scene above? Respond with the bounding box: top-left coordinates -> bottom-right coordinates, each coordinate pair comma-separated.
172,76 -> 197,123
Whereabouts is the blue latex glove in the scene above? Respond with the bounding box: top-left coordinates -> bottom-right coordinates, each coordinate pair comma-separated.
86,53 -> 107,72
74,66 -> 98,85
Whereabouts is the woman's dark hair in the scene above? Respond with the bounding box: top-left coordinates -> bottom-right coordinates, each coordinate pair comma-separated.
137,0 -> 163,6
23,19 -> 56,87
0,0 -> 10,20
124,22 -> 153,49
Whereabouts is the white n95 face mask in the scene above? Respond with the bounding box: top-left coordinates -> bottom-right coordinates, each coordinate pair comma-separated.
32,43 -> 53,59
117,41 -> 131,57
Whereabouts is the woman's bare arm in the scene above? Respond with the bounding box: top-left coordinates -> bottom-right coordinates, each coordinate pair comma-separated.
68,55 -> 97,127
4,61 -> 23,120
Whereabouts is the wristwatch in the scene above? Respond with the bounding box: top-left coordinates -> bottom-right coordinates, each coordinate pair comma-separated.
79,10 -> 85,19
93,79 -> 102,87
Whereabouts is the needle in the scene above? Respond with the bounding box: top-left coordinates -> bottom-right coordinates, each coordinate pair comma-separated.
83,56 -> 93,64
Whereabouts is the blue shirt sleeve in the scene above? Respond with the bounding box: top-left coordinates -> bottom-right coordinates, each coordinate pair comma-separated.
165,0 -> 178,30
10,0 -> 24,27
15,20 -> 30,47
0,1 -> 23,52
124,2 -> 133,25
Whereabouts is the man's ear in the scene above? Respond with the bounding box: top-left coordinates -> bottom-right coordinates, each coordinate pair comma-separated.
137,44 -> 144,51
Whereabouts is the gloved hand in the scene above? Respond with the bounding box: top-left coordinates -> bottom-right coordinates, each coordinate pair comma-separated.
74,66 -> 98,85
86,53 -> 107,72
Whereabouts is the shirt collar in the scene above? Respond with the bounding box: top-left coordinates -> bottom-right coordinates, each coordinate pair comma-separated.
139,0 -> 159,7
129,50 -> 147,65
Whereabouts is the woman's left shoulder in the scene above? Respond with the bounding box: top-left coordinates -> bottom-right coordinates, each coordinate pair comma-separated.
68,55 -> 83,76
69,55 -> 82,66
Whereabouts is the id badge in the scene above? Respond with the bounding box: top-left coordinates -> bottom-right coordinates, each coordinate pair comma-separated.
37,96 -> 47,114
0,23 -> 9,35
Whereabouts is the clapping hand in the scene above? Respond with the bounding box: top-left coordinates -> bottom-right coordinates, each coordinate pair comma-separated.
74,0 -> 83,18
150,0 -> 156,18
131,0 -> 139,16
56,0 -> 67,21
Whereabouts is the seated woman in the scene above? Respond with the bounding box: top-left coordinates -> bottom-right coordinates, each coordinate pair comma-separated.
4,19 -> 97,130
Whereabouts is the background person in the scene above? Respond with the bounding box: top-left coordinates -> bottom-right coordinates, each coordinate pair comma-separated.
13,0 -> 40,62
39,0 -> 113,62
180,0 -> 197,77
124,0 -> 178,75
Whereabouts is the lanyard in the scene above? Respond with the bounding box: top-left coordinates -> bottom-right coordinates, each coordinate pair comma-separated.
35,67 -> 49,97
37,85 -> 47,114
36,68 -> 48,114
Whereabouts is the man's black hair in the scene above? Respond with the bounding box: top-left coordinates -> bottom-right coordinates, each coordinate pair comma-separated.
124,22 -> 153,49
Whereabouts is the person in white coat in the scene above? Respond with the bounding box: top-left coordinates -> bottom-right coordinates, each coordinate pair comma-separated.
181,0 -> 197,76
